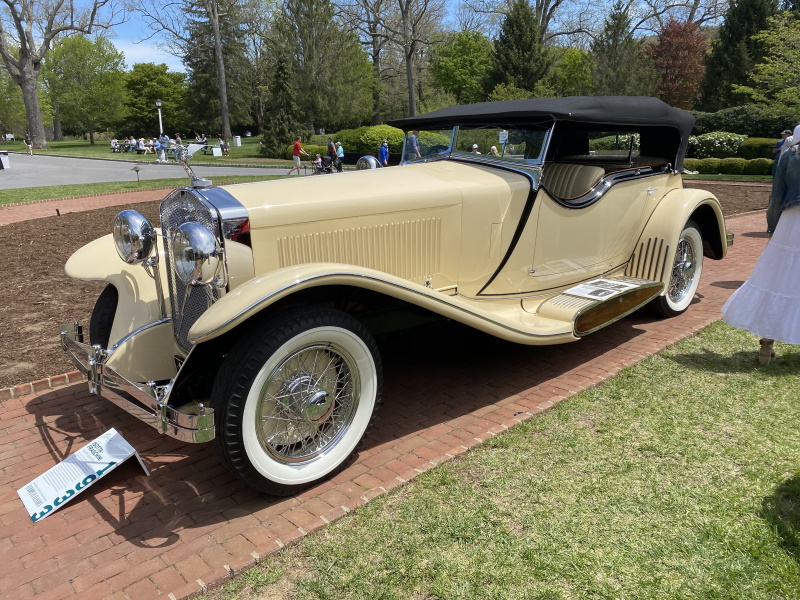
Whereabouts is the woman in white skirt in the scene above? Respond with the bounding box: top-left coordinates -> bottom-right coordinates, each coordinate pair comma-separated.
722,142 -> 800,364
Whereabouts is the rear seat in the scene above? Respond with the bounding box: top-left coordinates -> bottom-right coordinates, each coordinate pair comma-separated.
540,163 -> 605,199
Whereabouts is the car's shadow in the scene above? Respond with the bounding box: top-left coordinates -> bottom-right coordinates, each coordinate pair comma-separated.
22,310 -> 654,548
762,474 -> 800,564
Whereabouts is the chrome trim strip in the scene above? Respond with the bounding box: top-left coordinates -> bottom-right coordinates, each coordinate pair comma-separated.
189,271 -> 571,344
542,165 -> 668,209
109,317 -> 172,351
60,322 -> 214,443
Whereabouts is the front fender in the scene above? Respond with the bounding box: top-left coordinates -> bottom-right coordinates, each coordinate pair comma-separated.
627,187 -> 727,289
187,263 -> 576,346
65,234 -> 164,347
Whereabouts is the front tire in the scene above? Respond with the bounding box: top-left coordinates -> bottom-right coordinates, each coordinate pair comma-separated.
650,220 -> 703,317
212,307 -> 382,496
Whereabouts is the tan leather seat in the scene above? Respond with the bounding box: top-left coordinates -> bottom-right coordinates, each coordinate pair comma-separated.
541,163 -> 605,199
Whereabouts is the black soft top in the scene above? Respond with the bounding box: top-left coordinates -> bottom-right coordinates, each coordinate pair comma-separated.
388,96 -> 695,169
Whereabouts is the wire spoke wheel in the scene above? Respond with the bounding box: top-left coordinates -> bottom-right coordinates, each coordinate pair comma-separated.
650,220 -> 703,318
258,343 -> 360,464
213,307 -> 382,496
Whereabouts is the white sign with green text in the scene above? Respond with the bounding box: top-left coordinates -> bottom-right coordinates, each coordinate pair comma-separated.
18,428 -> 149,522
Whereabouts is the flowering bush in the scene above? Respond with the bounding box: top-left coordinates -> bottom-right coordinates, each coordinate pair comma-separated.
687,132 -> 746,158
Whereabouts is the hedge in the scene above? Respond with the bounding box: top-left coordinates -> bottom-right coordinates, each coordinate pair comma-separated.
332,125 -> 405,154
683,157 -> 773,175
738,137 -> 778,160
692,105 -> 798,138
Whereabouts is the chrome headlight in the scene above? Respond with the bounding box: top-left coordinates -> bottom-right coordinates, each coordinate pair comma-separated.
172,222 -> 224,286
113,210 -> 155,264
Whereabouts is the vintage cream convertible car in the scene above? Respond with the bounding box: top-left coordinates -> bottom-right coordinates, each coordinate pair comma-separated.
61,97 -> 729,495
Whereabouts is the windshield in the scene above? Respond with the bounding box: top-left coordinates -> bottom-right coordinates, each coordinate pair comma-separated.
400,126 -> 550,166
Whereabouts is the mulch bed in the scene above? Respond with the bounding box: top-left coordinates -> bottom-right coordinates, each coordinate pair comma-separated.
0,183 -> 770,390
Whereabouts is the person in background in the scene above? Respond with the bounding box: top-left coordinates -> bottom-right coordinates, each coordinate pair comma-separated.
722,140 -> 800,364
289,136 -> 309,176
772,130 -> 792,156
24,134 -> 32,155
327,137 -> 337,163
471,144 -> 481,154
158,133 -> 169,163
379,139 -> 389,167
409,130 -> 421,159
768,126 -> 799,234
335,141 -> 344,172
219,138 -> 230,156
489,145 -> 499,156
172,133 -> 183,162
110,137 -> 119,152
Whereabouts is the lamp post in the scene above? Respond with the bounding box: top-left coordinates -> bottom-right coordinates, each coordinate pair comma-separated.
155,98 -> 163,135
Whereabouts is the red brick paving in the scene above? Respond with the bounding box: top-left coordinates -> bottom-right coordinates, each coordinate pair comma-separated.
0,208 -> 768,599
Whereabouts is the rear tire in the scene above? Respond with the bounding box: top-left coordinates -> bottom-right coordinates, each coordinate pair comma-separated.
649,221 -> 703,317
212,306 -> 382,496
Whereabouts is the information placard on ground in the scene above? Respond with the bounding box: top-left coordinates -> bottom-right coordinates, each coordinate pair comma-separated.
564,278 -> 639,301
17,428 -> 149,522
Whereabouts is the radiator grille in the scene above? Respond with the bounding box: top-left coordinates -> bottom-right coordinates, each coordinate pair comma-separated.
277,218 -> 441,281
625,237 -> 671,282
160,190 -> 223,351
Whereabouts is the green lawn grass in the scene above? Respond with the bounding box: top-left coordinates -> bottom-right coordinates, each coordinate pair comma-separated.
0,175 -> 285,205
207,321 -> 800,600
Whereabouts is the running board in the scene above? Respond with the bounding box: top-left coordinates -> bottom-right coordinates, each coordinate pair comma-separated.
535,277 -> 664,337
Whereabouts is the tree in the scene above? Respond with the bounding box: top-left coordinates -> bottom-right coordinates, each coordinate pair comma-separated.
647,19 -> 708,109
276,0 -> 374,131
136,0 -> 257,139
41,35 -> 125,144
261,52 -> 300,155
488,0 -> 552,94
547,46 -> 592,96
733,12 -> 800,109
383,0 -> 446,116
0,0 -> 122,148
183,2 -> 253,134
698,0 -> 778,111
0,66 -> 26,134
122,62 -> 190,135
429,30 -> 492,103
590,0 -> 656,96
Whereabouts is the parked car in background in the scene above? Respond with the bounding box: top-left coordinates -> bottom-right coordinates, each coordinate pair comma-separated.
61,97 -> 730,495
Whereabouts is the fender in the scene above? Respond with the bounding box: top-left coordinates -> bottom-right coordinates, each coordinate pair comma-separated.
626,187 -> 727,291
187,263 -> 578,347
65,234 -> 164,343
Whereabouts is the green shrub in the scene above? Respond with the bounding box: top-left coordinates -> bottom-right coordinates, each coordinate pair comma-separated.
743,157 -> 774,175
589,133 -> 640,152
683,158 -> 701,172
696,158 -> 721,174
687,132 -> 746,158
692,105 -> 798,137
329,125 -> 405,155
718,157 -> 747,175
738,137 -> 778,160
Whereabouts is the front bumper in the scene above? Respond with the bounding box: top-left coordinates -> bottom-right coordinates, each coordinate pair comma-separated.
60,322 -> 214,443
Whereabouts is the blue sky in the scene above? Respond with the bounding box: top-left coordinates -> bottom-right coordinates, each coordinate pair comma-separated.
108,16 -> 185,72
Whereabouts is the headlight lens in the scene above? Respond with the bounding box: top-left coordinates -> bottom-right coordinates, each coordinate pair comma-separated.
113,210 -> 154,264
172,222 -> 222,286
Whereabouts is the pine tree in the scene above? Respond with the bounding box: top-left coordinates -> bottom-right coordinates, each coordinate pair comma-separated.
488,0 -> 551,94
261,53 -> 300,157
697,0 -> 778,111
591,1 -> 656,97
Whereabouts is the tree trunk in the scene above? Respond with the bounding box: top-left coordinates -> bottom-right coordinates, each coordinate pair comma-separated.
52,104 -> 63,141
20,63 -> 48,149
405,50 -> 417,116
208,0 -> 232,139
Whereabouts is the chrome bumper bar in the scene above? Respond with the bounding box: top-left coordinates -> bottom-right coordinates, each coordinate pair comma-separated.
60,322 -> 214,443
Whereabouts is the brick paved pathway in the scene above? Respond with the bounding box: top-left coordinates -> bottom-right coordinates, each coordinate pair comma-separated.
0,211 -> 768,599
0,189 -> 169,226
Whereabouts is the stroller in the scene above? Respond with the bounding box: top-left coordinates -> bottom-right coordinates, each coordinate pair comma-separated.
312,155 -> 335,174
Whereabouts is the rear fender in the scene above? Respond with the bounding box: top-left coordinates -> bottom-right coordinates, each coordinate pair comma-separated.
626,188 -> 727,291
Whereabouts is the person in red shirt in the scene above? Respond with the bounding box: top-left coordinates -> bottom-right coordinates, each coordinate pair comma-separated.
289,136 -> 309,176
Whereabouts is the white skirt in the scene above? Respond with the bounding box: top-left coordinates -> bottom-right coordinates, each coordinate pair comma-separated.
722,204 -> 800,344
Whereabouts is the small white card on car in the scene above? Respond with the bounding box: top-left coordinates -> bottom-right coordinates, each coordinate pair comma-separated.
564,278 -> 639,301
18,428 -> 149,522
